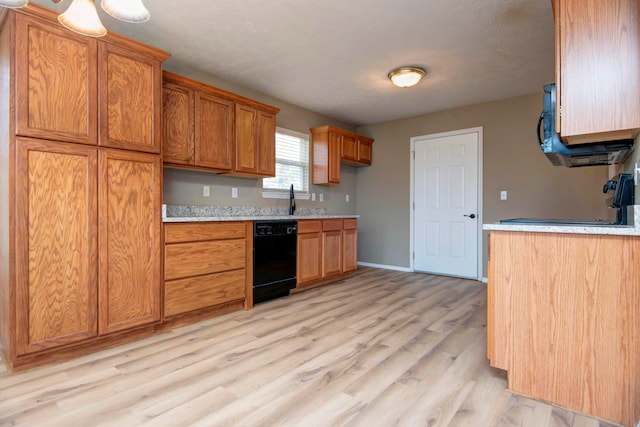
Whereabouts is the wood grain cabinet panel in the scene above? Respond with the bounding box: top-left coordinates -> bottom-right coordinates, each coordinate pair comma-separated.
556,0 -> 640,143
195,92 -> 234,171
163,222 -> 251,318
162,82 -> 194,165
297,230 -> 322,286
15,14 -> 98,145
311,125 -> 374,185
15,138 -> 98,355
99,43 -> 162,153
98,149 -> 161,334
322,230 -> 342,277
233,104 -> 276,177
342,228 -> 357,273
490,231 -> 640,427
256,110 -> 276,176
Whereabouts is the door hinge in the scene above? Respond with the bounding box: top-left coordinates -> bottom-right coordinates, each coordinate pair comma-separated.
412,252 -> 415,259
413,202 -> 415,210
412,151 -> 415,159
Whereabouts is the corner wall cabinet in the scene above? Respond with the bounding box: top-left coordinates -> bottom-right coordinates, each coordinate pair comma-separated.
310,125 -> 374,185
0,4 -> 169,372
162,71 -> 279,177
554,0 -> 640,144
296,219 -> 358,290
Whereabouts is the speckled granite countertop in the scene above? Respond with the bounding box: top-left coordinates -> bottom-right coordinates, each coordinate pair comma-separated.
162,205 -> 359,223
484,206 -> 640,236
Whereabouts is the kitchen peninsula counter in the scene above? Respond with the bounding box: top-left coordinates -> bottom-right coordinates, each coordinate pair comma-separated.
486,225 -> 640,426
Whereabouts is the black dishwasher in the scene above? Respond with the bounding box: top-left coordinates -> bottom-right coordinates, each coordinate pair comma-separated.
253,220 -> 297,304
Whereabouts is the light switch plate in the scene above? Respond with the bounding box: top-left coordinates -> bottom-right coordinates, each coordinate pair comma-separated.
346,194 -> 350,202
311,193 -> 316,201
319,193 -> 324,202
500,190 -> 507,201
203,186 -> 210,197
232,187 -> 238,198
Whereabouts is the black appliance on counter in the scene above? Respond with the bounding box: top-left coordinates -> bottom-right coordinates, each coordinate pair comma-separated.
500,173 -> 635,226
537,83 -> 633,167
253,220 -> 297,304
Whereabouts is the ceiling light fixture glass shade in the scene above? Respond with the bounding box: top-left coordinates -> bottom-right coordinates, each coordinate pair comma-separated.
101,0 -> 150,23
388,67 -> 426,88
0,0 -> 28,8
58,0 -> 107,37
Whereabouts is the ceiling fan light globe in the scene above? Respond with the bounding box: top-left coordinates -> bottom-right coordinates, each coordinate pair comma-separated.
0,0 -> 28,8
101,0 -> 150,23
58,0 -> 107,37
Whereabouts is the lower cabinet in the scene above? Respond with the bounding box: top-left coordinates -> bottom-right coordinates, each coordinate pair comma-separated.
14,138 -> 162,356
296,218 -> 358,289
163,222 -> 252,318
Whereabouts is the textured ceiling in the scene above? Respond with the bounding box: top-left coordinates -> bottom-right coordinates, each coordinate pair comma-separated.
32,0 -> 555,126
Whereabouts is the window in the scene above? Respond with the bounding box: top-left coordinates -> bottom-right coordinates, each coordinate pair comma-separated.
262,127 -> 310,198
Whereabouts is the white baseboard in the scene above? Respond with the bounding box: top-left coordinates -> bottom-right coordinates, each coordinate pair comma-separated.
357,261 -> 412,273
481,277 -> 488,283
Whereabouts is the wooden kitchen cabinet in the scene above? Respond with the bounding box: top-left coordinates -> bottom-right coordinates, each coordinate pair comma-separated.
15,13 -> 98,145
296,220 -> 323,286
195,92 -> 234,171
342,219 -> 358,272
15,138 -> 99,355
15,12 -> 166,153
234,104 -> 276,177
489,230 -> 640,427
554,0 -> 640,144
164,222 -> 252,318
98,42 -> 163,153
311,125 -> 374,185
322,219 -> 343,277
162,71 -> 279,175
0,4 -> 168,371
98,149 -> 162,334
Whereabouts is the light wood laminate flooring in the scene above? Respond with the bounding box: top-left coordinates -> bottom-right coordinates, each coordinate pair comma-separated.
0,267 -> 619,426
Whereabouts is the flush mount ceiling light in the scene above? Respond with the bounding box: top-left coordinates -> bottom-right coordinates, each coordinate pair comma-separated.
388,66 -> 426,88
0,0 -> 150,37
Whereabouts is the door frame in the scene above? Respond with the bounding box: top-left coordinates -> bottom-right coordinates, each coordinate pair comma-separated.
409,127 -> 484,280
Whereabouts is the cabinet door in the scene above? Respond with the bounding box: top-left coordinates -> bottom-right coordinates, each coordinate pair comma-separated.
15,14 -> 98,145
322,230 -> 342,277
341,134 -> 358,162
342,228 -> 357,273
99,149 -> 161,334
256,110 -> 276,176
195,92 -> 234,170
235,104 -> 257,173
557,0 -> 640,142
163,82 -> 194,165
297,232 -> 322,285
99,43 -> 162,153
15,138 -> 98,354
328,131 -> 341,184
358,141 -> 372,165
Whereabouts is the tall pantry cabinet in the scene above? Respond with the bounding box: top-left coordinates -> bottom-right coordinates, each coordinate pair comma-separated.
0,5 -> 169,371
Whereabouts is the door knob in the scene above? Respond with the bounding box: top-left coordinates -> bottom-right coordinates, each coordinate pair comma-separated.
464,213 -> 476,219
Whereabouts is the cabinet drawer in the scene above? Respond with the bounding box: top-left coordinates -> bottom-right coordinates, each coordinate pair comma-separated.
165,239 -> 246,280
298,220 -> 322,234
165,222 -> 246,243
343,218 -> 357,230
165,269 -> 245,317
323,219 -> 343,231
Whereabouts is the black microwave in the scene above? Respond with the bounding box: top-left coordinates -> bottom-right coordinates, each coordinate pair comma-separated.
536,83 -> 633,167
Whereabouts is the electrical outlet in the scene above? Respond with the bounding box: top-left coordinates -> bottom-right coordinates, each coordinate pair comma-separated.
500,190 -> 507,201
319,193 -> 324,202
232,187 -> 238,198
346,194 -> 350,202
311,193 -> 316,201
203,185 -> 210,197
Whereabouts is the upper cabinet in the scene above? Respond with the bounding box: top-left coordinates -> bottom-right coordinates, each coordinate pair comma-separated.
310,125 -> 374,185
14,12 -> 167,153
162,71 -> 279,177
554,0 -> 640,144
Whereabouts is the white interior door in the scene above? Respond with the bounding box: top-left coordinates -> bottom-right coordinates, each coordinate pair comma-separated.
413,131 -> 479,278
